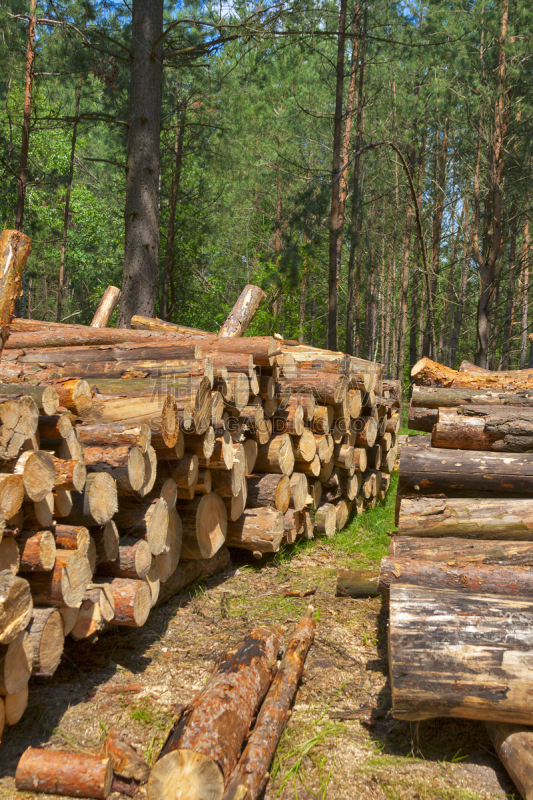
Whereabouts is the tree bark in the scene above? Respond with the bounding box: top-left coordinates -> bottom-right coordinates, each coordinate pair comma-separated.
118,0 -> 164,327
161,96 -> 187,319
0,231 -> 32,352
91,286 -> 121,328
412,357 -> 533,391
390,535 -> 533,565
486,722 -> 533,800
14,0 -> 36,232
432,406 -> 533,451
16,748 -> 113,799
398,496 -> 533,539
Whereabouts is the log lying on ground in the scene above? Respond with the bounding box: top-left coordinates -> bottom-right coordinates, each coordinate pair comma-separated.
412,385 -> 533,409
389,535 -> 533,566
0,230 -> 31,353
485,722 -> 533,800
0,573 -> 33,645
398,496 -> 533,539
102,730 -> 150,783
218,285 -> 266,338
398,444 -> 533,496
433,406 -> 533,452
222,616 -> 315,800
336,570 -> 379,597
226,508 -> 284,553
148,625 -> 282,800
389,584 -> 533,723
15,748 -> 113,799
379,556 -> 533,598
90,285 -> 121,328
411,357 -> 533,391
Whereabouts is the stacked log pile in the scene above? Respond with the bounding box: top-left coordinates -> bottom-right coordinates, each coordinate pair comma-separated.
385,356 -> 533,795
0,282 -> 397,744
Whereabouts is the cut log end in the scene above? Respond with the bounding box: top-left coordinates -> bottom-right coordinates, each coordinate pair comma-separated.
148,749 -> 224,800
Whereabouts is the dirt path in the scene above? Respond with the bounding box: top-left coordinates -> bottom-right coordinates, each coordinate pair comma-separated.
0,537 -> 518,800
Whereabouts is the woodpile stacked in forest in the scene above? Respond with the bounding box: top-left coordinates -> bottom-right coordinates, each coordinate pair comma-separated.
0,280 -> 397,743
380,356 -> 533,798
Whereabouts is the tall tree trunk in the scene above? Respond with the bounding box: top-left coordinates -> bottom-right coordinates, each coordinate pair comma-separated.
14,0 -> 37,232
397,190 -> 413,380
501,210 -> 517,369
521,210 -> 530,368
326,0 -> 347,350
449,196 -> 472,368
437,184 -> 457,362
475,0 -> 509,367
118,0 -> 164,328
161,97 -> 187,319
409,129 -> 427,380
57,76 -> 82,323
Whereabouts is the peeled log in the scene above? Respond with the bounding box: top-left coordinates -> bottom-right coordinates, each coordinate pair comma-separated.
218,284 -> 266,338
398,496 -> 533,539
314,504 -> 336,538
486,722 -> 533,800
389,584 -> 533,724
255,434 -> 294,476
67,472 -> 118,527
0,573 -> 33,645
15,748 -> 113,799
27,607 -> 64,675
226,508 -> 284,553
90,285 -> 121,328
398,444 -> 533,497
433,406 -> 533,452
390,535 -> 533,566
379,556 -> 533,598
246,474 -> 290,513
148,626 -> 282,800
0,230 -> 31,353
177,493 -> 227,559
3,685 -> 28,725
222,616 -> 315,800
412,356 -> 533,391
77,421 -> 151,453
0,631 -> 33,694
26,550 -> 91,608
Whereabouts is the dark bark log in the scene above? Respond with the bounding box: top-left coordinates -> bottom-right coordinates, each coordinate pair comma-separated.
411,386 -> 533,409
390,535 -> 533,566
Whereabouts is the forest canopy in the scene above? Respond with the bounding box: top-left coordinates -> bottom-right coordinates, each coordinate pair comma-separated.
1,0 -> 531,380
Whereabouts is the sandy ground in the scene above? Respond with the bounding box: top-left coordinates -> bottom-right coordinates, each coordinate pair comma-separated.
0,541 -> 519,800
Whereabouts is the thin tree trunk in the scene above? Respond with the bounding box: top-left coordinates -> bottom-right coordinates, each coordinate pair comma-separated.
501,210 -> 517,369
449,196 -> 472,368
161,97 -> 187,319
423,122 -> 448,357
57,76 -> 82,323
326,0 -> 347,350
521,212 -> 530,368
118,0 -> 164,327
409,129 -> 427,380
14,0 -> 37,232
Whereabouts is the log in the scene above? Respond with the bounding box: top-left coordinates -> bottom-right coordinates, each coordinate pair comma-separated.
0,631 -> 33,693
77,422 -> 151,453
177,493 -> 227,559
306,479 -> 321,509
3,685 -> 28,725
20,450 -> 56,502
0,535 -> 19,574
289,472 -> 307,512
90,285 -> 121,327
335,499 -> 351,530
353,416 -> 378,447
399,444 -> 533,497
27,607 -> 64,675
0,383 -> 59,415
398,496 -> 533,539
412,385 -> 533,409
15,748 -> 113,799
243,439 -> 258,475
97,538 -> 152,580
284,393 -> 315,422
246,474 -> 290,513
283,509 -> 303,542
53,379 -> 93,416
408,406 -> 438,432
148,626 -> 282,800
0,573 -> 33,645
389,584 -> 533,724
390,535 -> 533,566
280,372 -> 348,405
91,520 -> 120,563
379,556 -> 533,598
313,433 -> 333,463
433,406 -> 533,452
67,472 -> 118,526
255,434 -> 294,476
412,356 -> 533,391
155,507 -> 182,582
17,529 -> 56,571
53,523 -> 90,554
296,455 -> 320,477
293,428 -> 317,462
336,569 -> 379,597
26,550 -> 91,608
155,547 -> 231,608
102,731 -> 150,783
311,405 -> 333,434
226,508 -> 284,553
272,405 -> 304,436
314,504 -> 336,538
221,616 -> 315,800
218,284 -> 266,338
334,444 -> 355,469
98,577 -> 151,627
0,230 -> 31,353
485,722 -> 533,800
118,497 -> 169,556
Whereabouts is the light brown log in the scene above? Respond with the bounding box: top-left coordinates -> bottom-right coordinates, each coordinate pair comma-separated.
17,530 -> 56,571
0,630 -> 33,696
51,456 -> 86,493
139,445 -> 158,497
255,434 -> 294,476
314,504 -> 336,538
37,413 -> 75,442
318,456 -> 334,482
177,493 -> 227,559
3,685 -> 28,725
335,499 -> 351,530
283,509 -> 303,542
98,577 -> 151,627
353,416 -> 377,447
0,573 -> 33,645
70,597 -> 107,640
284,393 -> 315,422
218,284 -> 266,338
15,748 -> 113,799
243,439 -> 258,476
349,389 -> 363,419
296,455 -> 320,477
27,607 -> 64,675
412,356 -> 533,391
102,730 -> 150,783
486,722 -> 533,800
155,507 -> 182,582
67,472 -> 118,527
289,472 -> 307,512
313,433 -> 333,463
389,584 -> 533,724
27,550 -> 91,608
59,607 -> 78,636
433,406 -> 533,452
246,474 -> 290,513
0,534 -> 19,574
199,431 -> 234,471
226,508 -> 284,553
398,496 -> 533,539
381,448 -> 396,474
279,372 -> 348,405
412,385 -> 533,409
0,384 -> 59,415
117,497 -> 169,556
77,421 -> 151,453
19,450 -> 55,502
334,443 -> 354,470
0,230 -> 31,353
83,584 -> 115,622
211,469 -> 240,499
148,626 -> 282,800
52,379 -> 93,416
0,474 -> 23,520
52,523 -> 90,554
145,562 -> 161,605
223,480 -> 248,522
293,428 -> 317,463
90,285 -> 121,327
389,535 -> 533,565
97,537 -> 152,579
272,405 -> 304,436
91,520 -> 120,563
306,480 -> 321,509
